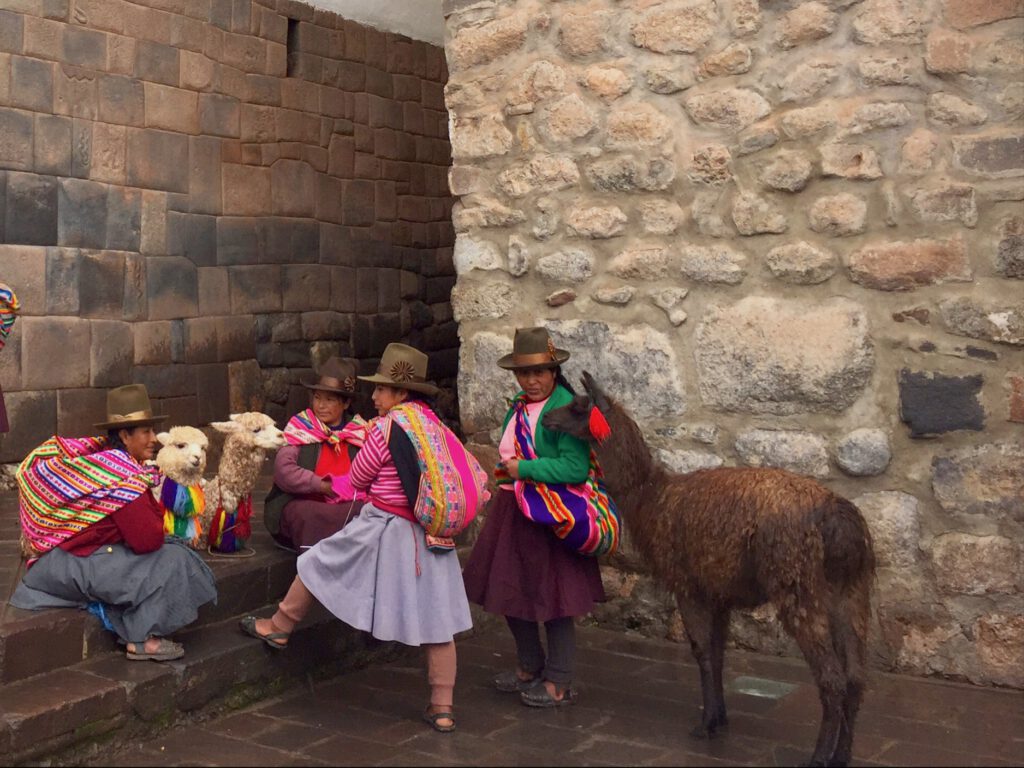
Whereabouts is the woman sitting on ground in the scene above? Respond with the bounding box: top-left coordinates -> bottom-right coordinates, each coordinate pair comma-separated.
264,357 -> 368,552
241,343 -> 474,733
11,384 -> 217,662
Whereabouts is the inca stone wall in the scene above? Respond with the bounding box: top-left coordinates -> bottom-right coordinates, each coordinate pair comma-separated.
0,0 -> 457,466
443,0 -> 1023,687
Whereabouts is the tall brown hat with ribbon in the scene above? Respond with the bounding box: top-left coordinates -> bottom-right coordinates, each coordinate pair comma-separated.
496,326 -> 570,370
358,343 -> 439,396
302,356 -> 358,396
94,384 -> 169,430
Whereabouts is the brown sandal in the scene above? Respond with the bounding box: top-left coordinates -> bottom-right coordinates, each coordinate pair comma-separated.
422,706 -> 456,733
239,616 -> 289,650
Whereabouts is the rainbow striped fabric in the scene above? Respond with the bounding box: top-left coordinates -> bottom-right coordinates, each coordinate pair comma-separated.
0,283 -> 20,351
501,397 -> 620,557
207,494 -> 252,553
160,477 -> 206,545
18,436 -> 159,556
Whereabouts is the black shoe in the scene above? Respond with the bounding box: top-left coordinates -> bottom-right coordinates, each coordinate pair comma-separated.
520,683 -> 577,708
493,670 -> 541,693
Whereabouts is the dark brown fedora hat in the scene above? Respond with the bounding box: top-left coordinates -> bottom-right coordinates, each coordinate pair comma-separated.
94,384 -> 169,431
496,326 -> 570,370
302,356 -> 358,395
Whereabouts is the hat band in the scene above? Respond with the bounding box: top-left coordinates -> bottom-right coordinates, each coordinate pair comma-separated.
509,352 -> 558,367
106,410 -> 154,423
317,376 -> 355,392
376,368 -> 427,384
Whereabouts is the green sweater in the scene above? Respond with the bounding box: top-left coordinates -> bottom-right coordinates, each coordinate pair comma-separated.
499,384 -> 591,485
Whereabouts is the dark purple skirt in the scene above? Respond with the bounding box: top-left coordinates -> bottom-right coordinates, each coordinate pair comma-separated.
462,489 -> 605,623
277,498 -> 361,550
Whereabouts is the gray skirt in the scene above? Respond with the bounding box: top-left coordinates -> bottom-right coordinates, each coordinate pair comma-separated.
297,502 -> 472,647
10,536 -> 217,644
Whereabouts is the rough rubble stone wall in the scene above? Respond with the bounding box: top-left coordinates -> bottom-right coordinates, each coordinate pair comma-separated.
443,0 -> 1023,688
0,0 -> 457,469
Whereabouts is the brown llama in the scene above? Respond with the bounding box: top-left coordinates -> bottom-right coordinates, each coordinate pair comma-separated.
542,371 -> 875,768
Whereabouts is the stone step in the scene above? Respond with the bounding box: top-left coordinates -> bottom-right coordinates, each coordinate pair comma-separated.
0,603 -> 411,767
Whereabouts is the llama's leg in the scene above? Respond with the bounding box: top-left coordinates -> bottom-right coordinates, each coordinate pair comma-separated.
828,586 -> 870,767
710,607 -> 730,728
676,594 -> 726,738
780,604 -> 846,767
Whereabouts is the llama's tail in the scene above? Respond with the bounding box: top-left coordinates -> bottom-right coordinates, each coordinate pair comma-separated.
820,496 -> 876,591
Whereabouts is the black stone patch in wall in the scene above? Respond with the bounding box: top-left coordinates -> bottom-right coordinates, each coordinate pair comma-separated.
964,345 -> 999,362
898,369 -> 985,438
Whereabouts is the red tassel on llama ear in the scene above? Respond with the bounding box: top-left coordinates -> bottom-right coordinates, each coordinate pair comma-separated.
589,407 -> 612,444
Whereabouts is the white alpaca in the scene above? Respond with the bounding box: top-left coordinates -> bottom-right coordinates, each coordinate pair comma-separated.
150,426 -> 209,549
202,412 -> 285,553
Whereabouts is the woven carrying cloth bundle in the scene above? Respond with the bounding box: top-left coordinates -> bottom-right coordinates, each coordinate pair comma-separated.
17,436 -> 159,558
0,283 -> 19,351
160,478 -> 206,547
382,402 -> 488,549
283,409 -> 367,450
498,397 -> 620,557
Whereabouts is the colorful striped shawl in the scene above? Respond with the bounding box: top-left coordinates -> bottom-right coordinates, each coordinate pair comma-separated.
502,397 -> 620,557
18,436 -> 160,556
160,477 -> 206,544
0,283 -> 20,351
386,402 -> 488,542
283,409 -> 367,451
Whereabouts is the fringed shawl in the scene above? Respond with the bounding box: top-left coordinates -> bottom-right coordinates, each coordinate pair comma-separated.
283,409 -> 367,451
0,283 -> 20,351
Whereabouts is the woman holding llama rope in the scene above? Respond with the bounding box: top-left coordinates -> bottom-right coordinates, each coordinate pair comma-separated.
0,281 -> 21,433
263,356 -> 368,552
240,343 -> 486,733
462,326 -> 616,708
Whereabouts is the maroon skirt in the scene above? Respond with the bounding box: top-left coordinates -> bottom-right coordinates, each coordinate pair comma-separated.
462,489 -> 605,623
276,498 -> 361,551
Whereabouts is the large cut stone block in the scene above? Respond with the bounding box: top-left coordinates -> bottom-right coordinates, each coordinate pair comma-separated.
283,265 -> 331,311
0,390 -> 57,463
931,533 -> 1020,596
58,177 -> 108,248
57,387 -> 108,437
735,428 -> 830,478
696,297 -> 874,414
89,319 -> 133,387
899,369 -> 984,437
229,265 -> 281,314
0,107 -> 34,173
167,211 -> 217,267
106,186 -> 141,251
6,171 -> 58,245
79,250 -> 125,318
852,491 -> 921,569
0,245 -> 47,316
21,316 -> 91,388
145,256 -> 198,320
45,247 -> 80,315
127,129 -> 189,193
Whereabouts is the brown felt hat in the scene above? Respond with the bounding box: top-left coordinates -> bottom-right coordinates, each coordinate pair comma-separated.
94,384 -> 169,431
358,343 -> 439,396
496,326 -> 570,370
302,356 -> 358,395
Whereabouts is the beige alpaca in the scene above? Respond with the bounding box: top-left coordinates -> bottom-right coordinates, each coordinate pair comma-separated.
149,426 -> 209,548
200,412 -> 285,549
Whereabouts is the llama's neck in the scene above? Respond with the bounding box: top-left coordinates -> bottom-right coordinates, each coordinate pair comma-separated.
218,436 -> 264,496
595,403 -> 665,535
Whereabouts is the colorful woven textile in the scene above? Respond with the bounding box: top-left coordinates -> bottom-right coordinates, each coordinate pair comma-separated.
160,478 -> 205,545
501,398 -> 620,557
18,436 -> 159,556
283,409 -> 367,451
0,283 -> 20,351
207,494 -> 253,552
386,402 -> 488,545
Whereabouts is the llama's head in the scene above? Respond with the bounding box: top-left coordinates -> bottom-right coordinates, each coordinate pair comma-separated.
542,370 -> 614,444
211,412 -> 285,450
154,425 -> 209,485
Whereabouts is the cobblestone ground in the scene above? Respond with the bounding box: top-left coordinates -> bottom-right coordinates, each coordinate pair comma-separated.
97,624 -> 1023,767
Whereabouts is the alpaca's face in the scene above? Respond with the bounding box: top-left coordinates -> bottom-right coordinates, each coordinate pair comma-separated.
213,413 -> 286,450
156,426 -> 209,483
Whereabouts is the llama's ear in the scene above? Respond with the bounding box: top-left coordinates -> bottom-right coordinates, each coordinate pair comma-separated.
211,420 -> 240,434
156,431 -> 172,445
580,370 -> 610,412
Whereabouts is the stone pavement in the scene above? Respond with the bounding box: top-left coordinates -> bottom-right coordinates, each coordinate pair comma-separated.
92,624 -> 1023,767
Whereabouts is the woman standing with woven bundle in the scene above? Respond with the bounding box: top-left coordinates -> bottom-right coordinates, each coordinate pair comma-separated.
463,326 -> 609,708
240,343 -> 484,733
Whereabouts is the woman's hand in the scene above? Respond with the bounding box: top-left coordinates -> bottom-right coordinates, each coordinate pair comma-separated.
503,458 -> 521,480
320,477 -> 333,496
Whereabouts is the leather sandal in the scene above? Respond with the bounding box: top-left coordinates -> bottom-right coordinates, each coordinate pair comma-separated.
520,682 -> 578,708
422,707 -> 456,733
239,615 -> 289,650
126,637 -> 184,662
493,669 -> 542,693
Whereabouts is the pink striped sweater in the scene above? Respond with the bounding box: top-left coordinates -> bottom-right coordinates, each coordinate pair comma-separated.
348,421 -> 412,515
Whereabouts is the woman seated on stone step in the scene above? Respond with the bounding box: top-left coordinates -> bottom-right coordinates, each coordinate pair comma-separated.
240,343 -> 474,734
10,384 -> 217,662
263,357 -> 368,552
